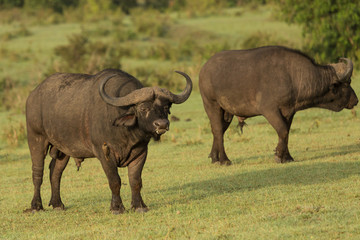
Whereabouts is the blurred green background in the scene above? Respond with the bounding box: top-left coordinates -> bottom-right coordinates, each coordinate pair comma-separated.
1,1 -> 360,239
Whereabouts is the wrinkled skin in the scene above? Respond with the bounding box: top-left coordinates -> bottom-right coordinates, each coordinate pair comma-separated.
25,69 -> 192,214
199,46 -> 358,165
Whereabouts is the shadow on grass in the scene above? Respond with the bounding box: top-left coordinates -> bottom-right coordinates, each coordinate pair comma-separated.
152,145 -> 360,206
21,144 -> 360,212
299,143 -> 360,162
231,143 -> 360,164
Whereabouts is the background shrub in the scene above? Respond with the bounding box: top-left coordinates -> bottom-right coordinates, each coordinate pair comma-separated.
183,0 -> 227,17
242,31 -> 294,49
0,0 -> 24,8
129,66 -> 186,91
131,8 -> 173,38
49,32 -> 121,75
1,117 -> 27,146
0,77 -> 31,113
1,24 -> 32,41
23,0 -> 79,14
275,0 -> 360,62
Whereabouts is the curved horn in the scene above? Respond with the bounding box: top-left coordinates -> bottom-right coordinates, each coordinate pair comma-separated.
338,58 -> 353,81
331,58 -> 353,83
157,71 -> 192,104
99,74 -> 155,107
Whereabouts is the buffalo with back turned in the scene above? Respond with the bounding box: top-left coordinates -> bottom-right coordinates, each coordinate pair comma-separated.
25,69 -> 192,214
199,46 -> 358,165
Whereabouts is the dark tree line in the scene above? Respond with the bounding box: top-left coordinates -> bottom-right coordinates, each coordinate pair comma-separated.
1,0 -> 241,13
0,0 -> 176,13
1,0 -> 359,62
276,0 -> 360,62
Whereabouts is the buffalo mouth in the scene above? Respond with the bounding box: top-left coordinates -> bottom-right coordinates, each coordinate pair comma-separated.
155,128 -> 168,135
346,99 -> 359,109
152,128 -> 168,141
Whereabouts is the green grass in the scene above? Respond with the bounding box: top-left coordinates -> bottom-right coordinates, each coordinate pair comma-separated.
181,6 -> 302,47
0,5 -> 303,87
1,91 -> 360,239
1,5 -> 360,240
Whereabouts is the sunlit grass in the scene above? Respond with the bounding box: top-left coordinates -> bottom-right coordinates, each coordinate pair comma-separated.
1,5 -> 360,240
1,90 -> 360,239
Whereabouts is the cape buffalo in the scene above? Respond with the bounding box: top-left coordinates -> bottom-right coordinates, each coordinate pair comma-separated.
199,46 -> 358,165
25,69 -> 192,214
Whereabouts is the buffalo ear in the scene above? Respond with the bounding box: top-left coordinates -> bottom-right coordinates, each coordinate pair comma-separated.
113,114 -> 137,127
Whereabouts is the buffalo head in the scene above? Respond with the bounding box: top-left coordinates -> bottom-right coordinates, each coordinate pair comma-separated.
321,58 -> 358,111
99,71 -> 192,140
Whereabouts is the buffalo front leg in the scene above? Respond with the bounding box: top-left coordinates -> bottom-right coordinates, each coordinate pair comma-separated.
25,131 -> 49,212
205,101 -> 233,165
49,155 -> 70,210
128,150 -> 148,213
263,110 -> 294,163
99,158 -> 125,214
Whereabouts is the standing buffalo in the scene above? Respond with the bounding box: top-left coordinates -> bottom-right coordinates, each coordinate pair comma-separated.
25,69 -> 192,214
199,46 -> 358,165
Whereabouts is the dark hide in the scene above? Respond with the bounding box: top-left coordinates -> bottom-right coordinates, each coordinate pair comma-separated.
25,69 -> 192,214
199,46 -> 358,165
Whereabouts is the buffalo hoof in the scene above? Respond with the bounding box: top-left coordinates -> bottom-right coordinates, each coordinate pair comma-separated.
53,206 -> 65,211
111,208 -> 126,215
49,200 -> 65,210
212,159 -> 232,166
23,208 -> 44,213
220,160 -> 232,166
275,155 -> 294,163
135,207 -> 149,213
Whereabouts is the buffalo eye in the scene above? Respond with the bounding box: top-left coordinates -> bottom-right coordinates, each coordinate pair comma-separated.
140,106 -> 150,112
330,83 -> 340,94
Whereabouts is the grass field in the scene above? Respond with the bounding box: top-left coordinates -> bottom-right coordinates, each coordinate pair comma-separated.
1,5 -> 360,240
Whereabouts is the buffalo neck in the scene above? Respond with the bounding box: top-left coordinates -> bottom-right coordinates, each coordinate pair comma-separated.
293,66 -> 335,111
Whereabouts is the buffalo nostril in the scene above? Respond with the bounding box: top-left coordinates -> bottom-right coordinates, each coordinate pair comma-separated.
153,119 -> 169,129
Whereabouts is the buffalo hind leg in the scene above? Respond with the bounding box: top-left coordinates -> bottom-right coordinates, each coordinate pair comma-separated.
263,110 -> 294,163
49,154 -> 70,210
128,150 -> 148,213
99,157 -> 125,214
25,131 -> 49,212
204,100 -> 233,165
